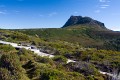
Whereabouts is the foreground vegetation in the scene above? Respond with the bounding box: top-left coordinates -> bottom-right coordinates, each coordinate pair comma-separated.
0,28 -> 120,80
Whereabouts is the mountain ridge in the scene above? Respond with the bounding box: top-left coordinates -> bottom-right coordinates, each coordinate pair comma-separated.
62,16 -> 107,30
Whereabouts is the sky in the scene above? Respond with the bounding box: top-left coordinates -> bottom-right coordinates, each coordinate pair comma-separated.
0,0 -> 120,31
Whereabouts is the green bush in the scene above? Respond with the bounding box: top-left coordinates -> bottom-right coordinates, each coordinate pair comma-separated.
0,45 -> 16,52
0,68 -> 14,80
0,53 -> 29,80
53,55 -> 67,64
35,56 -> 55,66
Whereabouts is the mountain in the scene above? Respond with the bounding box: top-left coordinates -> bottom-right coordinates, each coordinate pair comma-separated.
62,16 -> 107,30
0,16 -> 120,80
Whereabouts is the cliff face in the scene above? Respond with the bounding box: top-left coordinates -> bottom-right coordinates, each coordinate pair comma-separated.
62,16 -> 106,29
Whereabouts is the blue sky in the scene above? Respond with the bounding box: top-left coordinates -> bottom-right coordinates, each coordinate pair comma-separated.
0,0 -> 120,31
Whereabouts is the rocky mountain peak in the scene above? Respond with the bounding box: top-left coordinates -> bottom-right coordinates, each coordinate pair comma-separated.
62,16 -> 106,29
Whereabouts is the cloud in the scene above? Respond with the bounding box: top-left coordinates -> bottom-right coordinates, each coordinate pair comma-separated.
100,4 -> 110,9
99,0 -> 110,3
74,11 -> 78,14
98,0 -> 110,9
12,10 -> 20,12
100,6 -> 107,8
15,11 -> 20,13
95,10 -> 100,13
14,10 -> 20,14
99,0 -> 106,2
38,14 -> 44,17
0,11 -> 6,14
94,0 -> 111,13
48,12 -> 57,17
101,4 -> 110,7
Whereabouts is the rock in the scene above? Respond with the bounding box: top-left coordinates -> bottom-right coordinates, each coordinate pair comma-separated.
62,16 -> 106,29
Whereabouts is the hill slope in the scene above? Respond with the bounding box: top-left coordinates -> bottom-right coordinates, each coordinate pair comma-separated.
14,24 -> 120,51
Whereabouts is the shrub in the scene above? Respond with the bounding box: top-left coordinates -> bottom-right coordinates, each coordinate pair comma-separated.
0,68 -> 13,80
53,56 -> 67,64
0,45 -> 16,52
